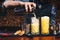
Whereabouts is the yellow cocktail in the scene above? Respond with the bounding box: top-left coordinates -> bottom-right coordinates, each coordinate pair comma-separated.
41,16 -> 50,35
31,17 -> 39,35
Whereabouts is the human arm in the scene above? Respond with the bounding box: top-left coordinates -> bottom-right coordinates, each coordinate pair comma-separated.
3,0 -> 36,12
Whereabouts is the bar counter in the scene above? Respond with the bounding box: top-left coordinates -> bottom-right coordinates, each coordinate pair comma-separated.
1,36 -> 60,40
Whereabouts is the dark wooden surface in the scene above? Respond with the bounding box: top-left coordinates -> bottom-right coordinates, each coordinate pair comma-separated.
1,36 -> 60,40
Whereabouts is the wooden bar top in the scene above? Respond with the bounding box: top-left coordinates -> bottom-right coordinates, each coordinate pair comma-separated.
1,36 -> 60,40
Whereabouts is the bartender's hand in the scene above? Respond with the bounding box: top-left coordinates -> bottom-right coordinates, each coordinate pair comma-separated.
3,1 -> 36,12
22,2 -> 36,12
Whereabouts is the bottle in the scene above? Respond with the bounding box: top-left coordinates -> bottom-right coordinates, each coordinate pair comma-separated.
58,23 -> 60,33
53,25 -> 57,35
56,23 -> 60,36
25,24 -> 31,35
